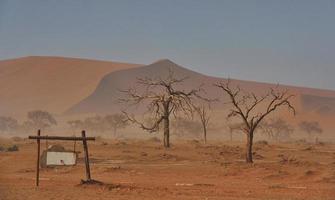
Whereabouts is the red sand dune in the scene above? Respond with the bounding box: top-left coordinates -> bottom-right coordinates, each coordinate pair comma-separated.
0,56 -> 140,117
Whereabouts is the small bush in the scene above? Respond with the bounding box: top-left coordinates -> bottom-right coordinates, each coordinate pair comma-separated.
7,145 -> 19,152
147,137 -> 161,143
11,136 -> 23,142
0,145 -> 5,152
255,140 -> 269,145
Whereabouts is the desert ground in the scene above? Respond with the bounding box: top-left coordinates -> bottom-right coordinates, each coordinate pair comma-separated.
1,137 -> 334,200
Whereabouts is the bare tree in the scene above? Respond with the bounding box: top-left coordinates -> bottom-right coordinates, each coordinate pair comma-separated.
260,118 -> 294,142
121,70 -> 204,148
27,110 -> 57,130
215,80 -> 295,163
299,121 -> 322,142
0,116 -> 19,134
171,117 -> 202,138
104,114 -> 129,136
194,104 -> 211,144
227,122 -> 245,142
82,116 -> 106,133
67,120 -> 84,131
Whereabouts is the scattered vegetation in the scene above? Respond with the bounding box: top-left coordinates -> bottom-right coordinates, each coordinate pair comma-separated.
22,110 -> 57,131
0,144 -> 19,152
299,121 -> 323,143
68,114 -> 129,136
7,144 -> 19,152
260,118 -> 294,142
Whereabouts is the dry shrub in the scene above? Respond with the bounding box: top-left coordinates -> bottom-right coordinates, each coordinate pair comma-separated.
252,152 -> 265,160
147,137 -> 161,143
150,153 -> 183,161
303,146 -> 315,151
321,172 -> 335,183
295,139 -> 307,145
264,170 -> 289,179
255,140 -> 269,146
11,136 -> 23,142
305,170 -> 315,176
219,145 -> 241,155
103,166 -> 122,172
278,154 -> 316,166
101,141 -> 108,146
114,140 -> 127,146
187,139 -> 201,146
7,144 -> 19,152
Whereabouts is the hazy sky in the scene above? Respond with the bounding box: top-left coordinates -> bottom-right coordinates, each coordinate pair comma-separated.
0,0 -> 334,90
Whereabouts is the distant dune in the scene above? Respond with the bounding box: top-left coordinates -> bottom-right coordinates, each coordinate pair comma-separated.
0,56 -> 140,116
67,59 -> 335,118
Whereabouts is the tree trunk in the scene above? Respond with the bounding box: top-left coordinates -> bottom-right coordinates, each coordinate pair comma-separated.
203,124 -> 207,144
163,117 -> 170,148
246,131 -> 254,163
162,101 -> 171,148
113,127 -> 117,137
230,131 -> 233,142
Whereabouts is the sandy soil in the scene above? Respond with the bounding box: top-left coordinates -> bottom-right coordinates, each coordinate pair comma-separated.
0,138 -> 335,200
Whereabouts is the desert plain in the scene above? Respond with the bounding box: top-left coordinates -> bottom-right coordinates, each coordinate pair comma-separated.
1,137 -> 334,200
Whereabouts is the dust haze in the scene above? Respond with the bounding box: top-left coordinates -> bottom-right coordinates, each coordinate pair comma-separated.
0,56 -> 335,199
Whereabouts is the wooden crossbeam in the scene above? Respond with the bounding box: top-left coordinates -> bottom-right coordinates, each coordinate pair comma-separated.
28,135 -> 95,141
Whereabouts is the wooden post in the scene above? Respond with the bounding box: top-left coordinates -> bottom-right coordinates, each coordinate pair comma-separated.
36,129 -> 41,187
81,130 -> 91,181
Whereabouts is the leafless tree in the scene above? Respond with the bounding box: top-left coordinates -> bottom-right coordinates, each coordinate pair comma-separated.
83,116 -> 106,133
120,70 -> 204,148
171,117 -> 202,138
194,104 -> 211,144
299,121 -> 322,142
260,118 -> 294,142
215,80 -> 295,163
0,116 -> 19,134
104,114 -> 129,136
227,122 -> 245,142
67,120 -> 84,130
26,110 -> 57,130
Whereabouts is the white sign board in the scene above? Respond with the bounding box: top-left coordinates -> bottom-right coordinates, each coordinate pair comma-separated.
46,152 -> 76,166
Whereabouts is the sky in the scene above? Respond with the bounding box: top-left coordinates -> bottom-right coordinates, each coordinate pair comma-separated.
0,0 -> 334,90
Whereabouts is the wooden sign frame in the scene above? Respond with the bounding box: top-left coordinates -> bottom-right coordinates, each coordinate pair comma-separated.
28,130 -> 95,186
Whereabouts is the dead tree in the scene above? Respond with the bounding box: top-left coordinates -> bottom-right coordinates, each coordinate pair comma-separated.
215,80 -> 295,163
194,104 -> 211,144
120,70 -> 204,148
299,121 -> 322,143
227,122 -> 245,142
104,114 -> 129,136
260,118 -> 294,142
171,117 -> 201,138
0,116 -> 19,134
26,110 -> 57,130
